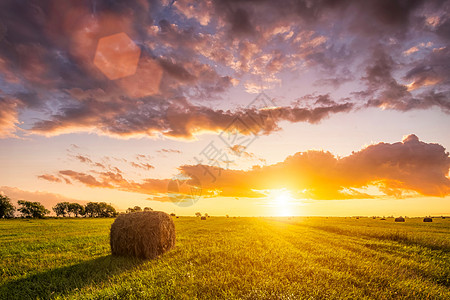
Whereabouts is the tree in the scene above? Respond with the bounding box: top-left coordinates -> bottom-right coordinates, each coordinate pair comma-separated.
195,212 -> 202,217
205,213 -> 209,218
144,207 -> 153,212
84,202 -> 116,218
53,202 -> 69,217
85,202 -> 99,217
126,206 -> 143,213
0,194 -> 15,218
17,200 -> 49,218
170,213 -> 176,217
68,203 -> 84,217
98,202 -> 117,218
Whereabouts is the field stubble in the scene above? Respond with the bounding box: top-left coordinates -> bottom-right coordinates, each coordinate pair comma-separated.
0,217 -> 449,299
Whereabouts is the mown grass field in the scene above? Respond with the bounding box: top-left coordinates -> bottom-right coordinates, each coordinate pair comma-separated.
0,217 -> 449,299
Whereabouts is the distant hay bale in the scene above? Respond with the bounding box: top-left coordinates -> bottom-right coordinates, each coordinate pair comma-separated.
380,218 -> 386,220
110,211 -> 175,259
201,216 -> 206,220
395,216 -> 405,222
423,217 -> 433,222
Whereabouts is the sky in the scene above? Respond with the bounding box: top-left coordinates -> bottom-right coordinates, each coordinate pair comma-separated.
0,0 -> 449,217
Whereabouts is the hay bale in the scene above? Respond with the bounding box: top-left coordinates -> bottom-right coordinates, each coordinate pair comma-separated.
423,217 -> 433,222
110,211 -> 175,259
395,216 -> 405,222
201,216 -> 206,220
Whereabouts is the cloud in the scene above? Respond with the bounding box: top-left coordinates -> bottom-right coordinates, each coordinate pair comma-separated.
0,97 -> 21,138
404,46 -> 450,93
0,0 -> 449,140
59,170 -> 111,188
29,95 -> 353,139
73,155 -> 93,164
157,149 -> 182,154
37,174 -> 62,183
362,49 -> 450,112
130,162 -> 155,171
40,135 -> 450,200
179,134 -> 450,199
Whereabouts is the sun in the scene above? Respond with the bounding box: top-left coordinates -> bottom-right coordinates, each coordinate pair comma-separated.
271,189 -> 294,217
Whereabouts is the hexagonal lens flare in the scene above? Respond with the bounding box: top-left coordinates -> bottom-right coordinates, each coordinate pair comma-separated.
93,32 -> 141,80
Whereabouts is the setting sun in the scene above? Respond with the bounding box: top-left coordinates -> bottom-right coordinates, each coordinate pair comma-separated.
269,189 -> 295,217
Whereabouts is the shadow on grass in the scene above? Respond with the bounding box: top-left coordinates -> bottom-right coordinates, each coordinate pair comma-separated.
0,255 -> 145,299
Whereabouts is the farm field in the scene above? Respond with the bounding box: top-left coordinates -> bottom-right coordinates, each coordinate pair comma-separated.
0,217 -> 449,299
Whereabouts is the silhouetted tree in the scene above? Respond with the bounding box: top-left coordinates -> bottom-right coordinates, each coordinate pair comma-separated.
98,202 -> 117,218
0,195 -> 15,218
205,213 -> 209,218
53,202 -> 69,217
170,213 -> 176,216
17,200 -> 49,218
126,206 -> 143,213
195,212 -> 201,217
84,202 -> 116,217
84,202 -> 99,217
68,203 -> 85,217
144,207 -> 153,212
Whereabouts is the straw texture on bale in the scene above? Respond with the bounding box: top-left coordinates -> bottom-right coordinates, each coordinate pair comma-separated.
110,211 -> 175,259
423,217 -> 433,222
395,217 -> 405,222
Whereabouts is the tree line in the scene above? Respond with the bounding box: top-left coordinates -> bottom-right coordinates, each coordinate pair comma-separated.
53,201 -> 117,218
126,206 -> 153,213
0,194 -> 117,218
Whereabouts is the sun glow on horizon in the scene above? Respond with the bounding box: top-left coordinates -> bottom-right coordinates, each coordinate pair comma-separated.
270,189 -> 296,217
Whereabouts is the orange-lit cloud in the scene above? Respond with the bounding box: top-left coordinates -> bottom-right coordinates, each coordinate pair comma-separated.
30,95 -> 353,139
37,174 -> 61,183
39,135 -> 450,200
0,98 -> 21,138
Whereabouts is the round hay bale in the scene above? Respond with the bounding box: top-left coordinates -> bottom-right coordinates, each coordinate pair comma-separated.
395,216 -> 405,222
201,216 -> 206,220
110,211 -> 175,259
423,217 -> 433,222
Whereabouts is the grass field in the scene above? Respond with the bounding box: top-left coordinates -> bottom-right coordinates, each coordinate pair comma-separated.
0,217 -> 449,299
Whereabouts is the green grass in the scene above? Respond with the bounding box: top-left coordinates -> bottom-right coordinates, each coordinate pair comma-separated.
0,217 -> 449,299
